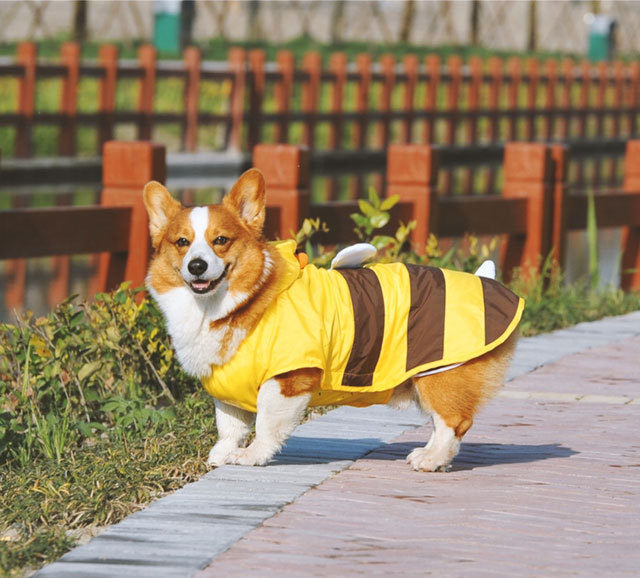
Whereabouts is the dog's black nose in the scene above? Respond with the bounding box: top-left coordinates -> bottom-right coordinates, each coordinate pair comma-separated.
188,258 -> 208,276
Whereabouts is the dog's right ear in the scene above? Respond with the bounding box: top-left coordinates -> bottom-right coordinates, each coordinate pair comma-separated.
143,181 -> 182,248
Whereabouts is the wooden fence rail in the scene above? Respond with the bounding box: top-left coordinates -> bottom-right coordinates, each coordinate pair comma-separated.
1,42 -> 640,193
2,139 -> 640,317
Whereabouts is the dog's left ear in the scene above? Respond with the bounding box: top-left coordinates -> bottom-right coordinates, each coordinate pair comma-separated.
223,168 -> 266,235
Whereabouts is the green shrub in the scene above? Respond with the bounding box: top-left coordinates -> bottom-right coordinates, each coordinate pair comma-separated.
0,284 -> 199,465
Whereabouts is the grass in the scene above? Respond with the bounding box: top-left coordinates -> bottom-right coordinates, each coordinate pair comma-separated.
0,392 -> 216,576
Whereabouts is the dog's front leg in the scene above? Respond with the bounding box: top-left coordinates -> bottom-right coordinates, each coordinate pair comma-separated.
228,378 -> 311,466
208,399 -> 254,466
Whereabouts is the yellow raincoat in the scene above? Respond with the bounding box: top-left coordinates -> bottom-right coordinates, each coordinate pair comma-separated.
202,240 -> 523,412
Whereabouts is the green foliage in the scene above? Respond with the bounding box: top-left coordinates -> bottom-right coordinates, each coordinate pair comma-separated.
0,284 -> 198,464
0,392 -> 216,576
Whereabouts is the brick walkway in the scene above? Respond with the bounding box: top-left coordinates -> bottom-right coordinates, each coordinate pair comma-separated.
199,336 -> 640,577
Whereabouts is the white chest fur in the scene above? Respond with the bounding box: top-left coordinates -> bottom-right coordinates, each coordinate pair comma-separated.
150,284 -> 246,378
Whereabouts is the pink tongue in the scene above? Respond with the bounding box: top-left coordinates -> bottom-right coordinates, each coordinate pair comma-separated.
192,281 -> 210,290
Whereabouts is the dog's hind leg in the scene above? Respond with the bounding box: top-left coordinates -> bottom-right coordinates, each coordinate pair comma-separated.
408,333 -> 518,472
228,379 -> 312,466
208,400 -> 255,466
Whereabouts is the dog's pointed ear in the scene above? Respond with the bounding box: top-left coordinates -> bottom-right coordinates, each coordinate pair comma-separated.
223,169 -> 266,235
143,181 -> 182,248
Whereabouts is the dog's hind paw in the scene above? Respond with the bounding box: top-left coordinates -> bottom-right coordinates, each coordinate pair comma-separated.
406,447 -> 453,472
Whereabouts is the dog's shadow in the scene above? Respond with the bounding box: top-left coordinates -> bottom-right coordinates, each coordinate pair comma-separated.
369,441 -> 578,470
275,437 -> 577,470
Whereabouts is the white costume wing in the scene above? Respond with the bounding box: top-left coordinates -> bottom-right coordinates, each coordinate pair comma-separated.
330,243 -> 377,270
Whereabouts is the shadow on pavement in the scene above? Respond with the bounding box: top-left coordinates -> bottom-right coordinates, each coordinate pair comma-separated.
366,441 -> 578,469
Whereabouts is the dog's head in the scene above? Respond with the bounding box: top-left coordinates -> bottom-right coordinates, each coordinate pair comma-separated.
143,169 -> 269,302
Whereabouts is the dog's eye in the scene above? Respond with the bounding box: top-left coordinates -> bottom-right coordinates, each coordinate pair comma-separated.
176,237 -> 190,247
213,236 -> 229,246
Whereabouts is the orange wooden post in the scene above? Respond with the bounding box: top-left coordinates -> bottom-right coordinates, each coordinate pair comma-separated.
423,54 -> 440,144
274,50 -> 294,143
485,57 -> 503,194
464,56 -> 482,194
609,61 -> 625,185
549,144 -> 569,267
351,53 -> 372,198
328,52 -> 347,200
525,58 -> 539,140
98,44 -> 118,148
15,42 -> 36,158
543,59 -> 557,140
253,144 -> 310,240
487,57 -> 502,142
628,62 -> 640,137
506,57 -> 521,141
386,144 -> 439,253
47,193 -> 73,308
354,53 -> 372,149
444,55 -> 462,194
302,52 -> 322,150
4,194 -> 27,311
247,50 -> 265,150
183,46 -> 201,151
401,54 -> 418,143
593,61 -> 607,187
329,52 -> 347,150
228,48 -> 246,151
621,140 -> 640,291
137,44 -> 156,141
575,60 -> 591,189
96,141 -> 166,293
378,54 -> 395,149
59,42 -> 80,156
559,59 -> 574,140
446,55 -> 462,146
500,142 -> 553,282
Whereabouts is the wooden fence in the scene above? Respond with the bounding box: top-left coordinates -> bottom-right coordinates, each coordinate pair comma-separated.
1,42 -> 640,194
2,139 -> 640,317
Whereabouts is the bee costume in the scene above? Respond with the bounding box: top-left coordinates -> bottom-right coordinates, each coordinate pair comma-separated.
202,241 -> 524,413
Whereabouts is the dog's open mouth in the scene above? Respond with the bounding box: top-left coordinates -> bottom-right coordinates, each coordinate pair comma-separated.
189,265 -> 229,295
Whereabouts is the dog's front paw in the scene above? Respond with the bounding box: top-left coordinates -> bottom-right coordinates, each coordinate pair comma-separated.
228,443 -> 274,467
406,447 -> 453,472
207,441 -> 237,467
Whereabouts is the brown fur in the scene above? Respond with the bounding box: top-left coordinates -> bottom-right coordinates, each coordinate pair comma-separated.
412,332 -> 518,439
276,367 -> 323,397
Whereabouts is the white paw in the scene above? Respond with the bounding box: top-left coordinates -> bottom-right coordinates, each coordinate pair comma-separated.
207,441 -> 237,467
228,443 -> 273,466
406,447 -> 453,472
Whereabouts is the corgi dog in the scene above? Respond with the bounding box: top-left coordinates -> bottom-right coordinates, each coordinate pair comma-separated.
143,169 -> 522,472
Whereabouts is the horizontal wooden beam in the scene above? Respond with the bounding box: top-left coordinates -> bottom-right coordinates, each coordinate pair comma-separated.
0,206 -> 131,259
567,192 -> 640,230
439,196 -> 528,237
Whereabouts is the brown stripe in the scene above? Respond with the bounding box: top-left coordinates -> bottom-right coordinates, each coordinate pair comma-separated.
405,265 -> 446,371
338,268 -> 385,387
480,277 -> 520,345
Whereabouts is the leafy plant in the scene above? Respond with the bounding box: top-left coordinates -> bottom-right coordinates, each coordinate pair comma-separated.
0,284 -> 199,464
351,186 -> 400,249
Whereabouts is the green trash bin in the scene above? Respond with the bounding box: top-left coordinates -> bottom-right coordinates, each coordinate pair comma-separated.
586,14 -> 617,62
153,0 -> 181,54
